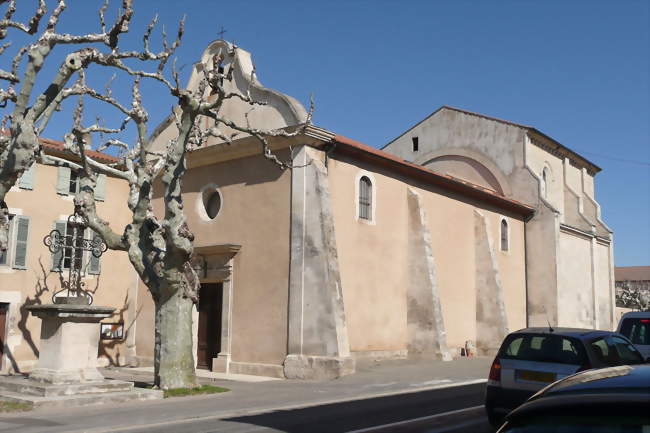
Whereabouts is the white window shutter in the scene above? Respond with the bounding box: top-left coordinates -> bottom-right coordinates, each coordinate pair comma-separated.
56,166 -> 71,195
18,163 -> 35,190
51,221 -> 67,271
95,174 -> 106,201
12,216 -> 30,269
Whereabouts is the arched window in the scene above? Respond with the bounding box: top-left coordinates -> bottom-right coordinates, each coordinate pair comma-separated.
358,176 -> 372,220
541,167 -> 549,198
500,219 -> 509,251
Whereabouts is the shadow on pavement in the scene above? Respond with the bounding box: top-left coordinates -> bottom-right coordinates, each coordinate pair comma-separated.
222,383 -> 487,433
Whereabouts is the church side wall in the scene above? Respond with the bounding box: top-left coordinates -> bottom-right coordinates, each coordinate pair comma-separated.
326,156 -> 410,354
596,241 -> 614,330
327,153 -> 527,356
557,231 -> 594,328
0,163 -> 134,372
140,151 -> 292,368
525,138 -> 564,215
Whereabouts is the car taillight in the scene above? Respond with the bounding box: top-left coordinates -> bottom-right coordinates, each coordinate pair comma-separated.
641,319 -> 650,323
489,357 -> 501,382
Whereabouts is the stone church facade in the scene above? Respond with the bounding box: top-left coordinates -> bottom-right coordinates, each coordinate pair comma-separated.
0,40 -> 615,379
133,41 -> 614,379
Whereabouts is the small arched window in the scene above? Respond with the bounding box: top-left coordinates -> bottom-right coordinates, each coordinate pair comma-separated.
500,219 -> 509,251
541,167 -> 549,198
358,176 -> 372,220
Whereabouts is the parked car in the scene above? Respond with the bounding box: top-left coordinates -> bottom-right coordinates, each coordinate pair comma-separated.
496,364 -> 650,432
485,327 -> 646,427
617,311 -> 650,359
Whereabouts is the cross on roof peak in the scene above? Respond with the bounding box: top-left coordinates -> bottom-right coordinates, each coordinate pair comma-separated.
217,26 -> 227,40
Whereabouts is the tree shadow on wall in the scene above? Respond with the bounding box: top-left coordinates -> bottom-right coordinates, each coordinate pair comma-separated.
98,291 -> 142,367
10,257 -> 103,373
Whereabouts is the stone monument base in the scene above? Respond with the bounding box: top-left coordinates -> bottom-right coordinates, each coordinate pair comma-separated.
0,375 -> 162,408
0,302 -> 163,408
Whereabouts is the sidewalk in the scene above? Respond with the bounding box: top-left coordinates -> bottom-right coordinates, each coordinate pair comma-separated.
0,357 -> 491,433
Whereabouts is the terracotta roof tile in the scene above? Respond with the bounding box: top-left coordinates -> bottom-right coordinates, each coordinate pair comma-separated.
615,266 -> 650,281
1,130 -> 120,163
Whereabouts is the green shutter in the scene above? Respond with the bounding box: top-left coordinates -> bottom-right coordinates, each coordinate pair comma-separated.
18,163 -> 35,190
88,230 -> 101,275
95,174 -> 106,201
12,216 -> 30,269
51,221 -> 67,271
56,166 -> 71,195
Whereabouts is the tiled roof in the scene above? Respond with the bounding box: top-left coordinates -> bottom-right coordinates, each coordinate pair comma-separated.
615,266 -> 650,282
332,134 -> 535,217
39,137 -> 121,164
1,129 -> 120,164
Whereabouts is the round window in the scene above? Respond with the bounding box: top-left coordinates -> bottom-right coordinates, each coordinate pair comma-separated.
203,190 -> 222,219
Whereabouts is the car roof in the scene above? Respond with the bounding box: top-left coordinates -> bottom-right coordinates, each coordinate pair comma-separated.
506,365 -> 650,421
540,364 -> 650,395
509,327 -> 616,339
620,311 -> 650,319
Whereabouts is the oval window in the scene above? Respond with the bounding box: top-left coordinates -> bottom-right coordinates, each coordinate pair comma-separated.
203,190 -> 222,219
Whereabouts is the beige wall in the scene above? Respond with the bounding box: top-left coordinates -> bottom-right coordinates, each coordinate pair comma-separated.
596,242 -> 614,330
327,153 -> 527,355
139,150 -> 292,367
0,163 -> 135,372
525,138 -> 564,214
557,231 -> 594,327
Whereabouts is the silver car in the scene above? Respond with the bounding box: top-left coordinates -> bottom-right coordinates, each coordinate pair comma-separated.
617,311 -> 650,359
484,327 -> 646,427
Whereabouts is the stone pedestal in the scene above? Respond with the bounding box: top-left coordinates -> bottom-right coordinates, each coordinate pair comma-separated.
0,302 -> 163,408
26,303 -> 114,384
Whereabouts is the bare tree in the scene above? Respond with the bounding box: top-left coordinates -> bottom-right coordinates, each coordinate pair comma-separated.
1,1 -> 311,389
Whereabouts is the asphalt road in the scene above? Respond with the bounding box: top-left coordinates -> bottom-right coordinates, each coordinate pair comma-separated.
69,383 -> 491,433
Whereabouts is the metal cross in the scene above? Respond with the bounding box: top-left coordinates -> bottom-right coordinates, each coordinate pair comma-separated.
217,26 -> 227,40
43,207 -> 107,305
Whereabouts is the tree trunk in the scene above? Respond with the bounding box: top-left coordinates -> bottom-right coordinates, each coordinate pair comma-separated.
153,279 -> 197,389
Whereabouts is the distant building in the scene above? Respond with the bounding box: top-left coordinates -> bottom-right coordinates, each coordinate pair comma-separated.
615,266 -> 650,308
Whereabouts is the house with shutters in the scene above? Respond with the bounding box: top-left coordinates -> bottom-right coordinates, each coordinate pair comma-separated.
0,137 -> 135,373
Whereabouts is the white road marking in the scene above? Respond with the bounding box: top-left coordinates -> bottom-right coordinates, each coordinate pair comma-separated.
364,382 -> 398,388
345,405 -> 485,433
410,379 -> 452,387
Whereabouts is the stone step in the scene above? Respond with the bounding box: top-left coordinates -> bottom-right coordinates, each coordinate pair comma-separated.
0,387 -> 163,409
0,377 -> 133,397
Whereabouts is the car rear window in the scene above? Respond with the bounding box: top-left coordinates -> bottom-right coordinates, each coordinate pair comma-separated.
500,334 -> 587,365
619,318 -> 650,345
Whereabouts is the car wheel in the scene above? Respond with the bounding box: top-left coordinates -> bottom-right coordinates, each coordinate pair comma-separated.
485,406 -> 504,429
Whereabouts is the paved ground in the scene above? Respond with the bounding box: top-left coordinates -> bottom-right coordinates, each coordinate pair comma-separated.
0,357 -> 492,433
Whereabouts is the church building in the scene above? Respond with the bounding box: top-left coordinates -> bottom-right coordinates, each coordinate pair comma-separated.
0,40 -> 615,380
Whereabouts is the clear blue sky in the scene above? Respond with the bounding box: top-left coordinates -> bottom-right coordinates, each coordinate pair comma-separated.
4,1 -> 649,265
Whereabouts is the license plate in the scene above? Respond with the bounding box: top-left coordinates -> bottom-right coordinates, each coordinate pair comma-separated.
517,370 -> 556,383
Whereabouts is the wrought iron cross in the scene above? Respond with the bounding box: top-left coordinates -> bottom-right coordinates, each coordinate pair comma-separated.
217,26 -> 227,40
43,207 -> 107,305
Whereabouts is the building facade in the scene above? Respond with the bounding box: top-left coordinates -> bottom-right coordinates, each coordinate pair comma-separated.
0,40 -> 616,380
0,139 -> 136,373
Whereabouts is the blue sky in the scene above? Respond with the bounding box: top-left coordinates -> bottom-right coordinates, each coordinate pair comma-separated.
4,1 -> 649,265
